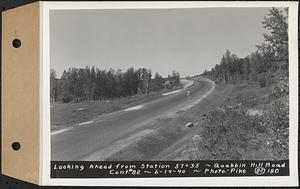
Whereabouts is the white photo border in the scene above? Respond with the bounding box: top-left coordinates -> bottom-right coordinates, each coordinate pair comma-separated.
40,1 -> 299,186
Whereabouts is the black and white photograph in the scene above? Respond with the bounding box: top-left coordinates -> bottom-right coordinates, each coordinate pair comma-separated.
50,6 -> 289,161
43,1 -> 298,186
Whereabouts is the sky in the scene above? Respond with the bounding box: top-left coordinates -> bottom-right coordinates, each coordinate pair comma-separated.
50,8 -> 271,78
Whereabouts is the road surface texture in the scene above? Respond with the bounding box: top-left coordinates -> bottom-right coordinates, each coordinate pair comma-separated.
51,77 -> 219,160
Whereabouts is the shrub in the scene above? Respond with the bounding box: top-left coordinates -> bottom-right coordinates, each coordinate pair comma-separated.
268,84 -> 288,101
259,76 -> 267,87
197,109 -> 263,160
236,92 -> 258,107
62,96 -> 73,103
261,100 -> 289,159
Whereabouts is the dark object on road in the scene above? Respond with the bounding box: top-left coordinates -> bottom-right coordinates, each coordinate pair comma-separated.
185,122 -> 194,128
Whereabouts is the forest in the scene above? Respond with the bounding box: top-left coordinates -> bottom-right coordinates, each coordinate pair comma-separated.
50,67 -> 180,103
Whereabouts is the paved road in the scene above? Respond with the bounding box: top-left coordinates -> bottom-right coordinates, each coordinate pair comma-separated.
51,77 -> 215,160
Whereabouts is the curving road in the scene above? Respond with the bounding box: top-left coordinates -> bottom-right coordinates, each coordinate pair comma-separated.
51,77 -> 215,160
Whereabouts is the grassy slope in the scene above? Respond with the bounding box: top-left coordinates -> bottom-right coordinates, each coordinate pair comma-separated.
161,79 -> 289,161
199,82 -> 275,160
51,92 -> 164,131
51,81 -> 186,131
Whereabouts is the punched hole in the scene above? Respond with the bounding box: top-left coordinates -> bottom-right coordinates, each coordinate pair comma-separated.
12,39 -> 21,48
11,142 -> 21,151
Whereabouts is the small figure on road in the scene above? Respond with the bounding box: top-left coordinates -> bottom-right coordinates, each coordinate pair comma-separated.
186,90 -> 191,97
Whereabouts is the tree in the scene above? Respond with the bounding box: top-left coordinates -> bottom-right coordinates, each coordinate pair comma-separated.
90,66 -> 97,100
115,69 -> 124,97
138,68 -> 152,94
171,71 -> 180,87
50,69 -> 59,102
59,70 -> 73,103
218,50 -> 238,83
106,69 -> 117,97
122,67 -> 137,96
51,65 -> 180,102
77,68 -> 87,100
242,57 -> 251,80
152,72 -> 164,91
95,69 -> 107,100
257,8 -> 288,70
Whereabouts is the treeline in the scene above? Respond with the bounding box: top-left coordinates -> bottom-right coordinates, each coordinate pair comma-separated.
202,8 -> 288,87
50,67 -> 180,103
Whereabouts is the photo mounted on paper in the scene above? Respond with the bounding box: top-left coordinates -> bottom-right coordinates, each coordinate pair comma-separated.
40,1 -> 299,186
